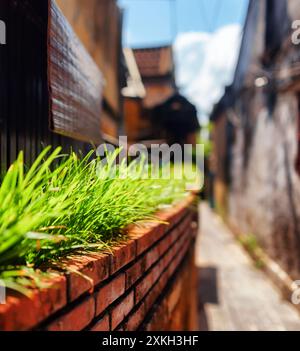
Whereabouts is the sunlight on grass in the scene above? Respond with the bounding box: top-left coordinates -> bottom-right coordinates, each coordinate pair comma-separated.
0,147 -> 193,293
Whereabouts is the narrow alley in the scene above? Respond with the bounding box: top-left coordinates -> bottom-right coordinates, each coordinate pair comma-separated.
196,203 -> 300,331
3,0 -> 300,336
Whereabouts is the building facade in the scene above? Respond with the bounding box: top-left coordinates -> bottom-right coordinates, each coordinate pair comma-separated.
211,0 -> 300,278
0,0 -> 124,171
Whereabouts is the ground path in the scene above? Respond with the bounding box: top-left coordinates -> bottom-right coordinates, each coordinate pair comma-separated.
195,203 -> 300,331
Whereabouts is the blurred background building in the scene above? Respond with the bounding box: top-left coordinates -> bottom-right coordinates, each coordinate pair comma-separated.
0,0 -> 201,170
210,0 -> 300,279
3,0 -> 300,330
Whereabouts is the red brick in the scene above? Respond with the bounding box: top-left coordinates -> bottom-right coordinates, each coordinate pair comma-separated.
162,244 -> 177,271
125,303 -> 146,331
0,196 -> 197,332
156,195 -> 195,228
167,279 -> 182,314
167,239 -> 190,279
170,226 -> 181,247
125,239 -> 164,289
135,261 -> 163,304
160,234 -> 190,284
145,245 -> 160,269
67,253 -> 110,301
143,250 -> 195,331
110,240 -> 136,275
135,272 -> 153,304
143,280 -> 162,314
90,314 -> 110,331
144,302 -> 169,332
157,233 -> 173,257
111,292 -> 134,330
46,296 -> 95,331
0,275 -> 67,331
131,223 -> 166,256
175,213 -> 193,241
143,265 -> 172,315
134,238 -> 185,316
125,256 -> 147,289
125,212 -> 194,292
126,195 -> 195,258
95,274 -> 125,316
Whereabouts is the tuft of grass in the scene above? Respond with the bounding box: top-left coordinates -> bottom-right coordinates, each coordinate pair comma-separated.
238,234 -> 259,253
238,234 -> 265,269
0,147 -> 191,292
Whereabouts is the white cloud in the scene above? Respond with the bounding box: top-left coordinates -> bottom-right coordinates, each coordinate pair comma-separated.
174,24 -> 242,123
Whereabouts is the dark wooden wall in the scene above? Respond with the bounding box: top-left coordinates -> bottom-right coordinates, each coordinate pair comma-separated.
56,0 -> 124,138
0,0 -> 97,171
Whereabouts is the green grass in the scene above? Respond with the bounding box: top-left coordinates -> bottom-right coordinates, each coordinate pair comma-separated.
0,147 -> 192,293
238,234 -> 265,269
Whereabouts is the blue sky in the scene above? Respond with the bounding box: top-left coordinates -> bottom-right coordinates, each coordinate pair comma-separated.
118,0 -> 249,47
118,0 -> 249,122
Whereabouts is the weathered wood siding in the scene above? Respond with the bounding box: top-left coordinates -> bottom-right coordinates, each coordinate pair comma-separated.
48,0 -> 104,144
0,0 -> 87,172
56,0 -> 123,137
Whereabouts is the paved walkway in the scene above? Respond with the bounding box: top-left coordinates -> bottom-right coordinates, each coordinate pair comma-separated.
195,203 -> 300,331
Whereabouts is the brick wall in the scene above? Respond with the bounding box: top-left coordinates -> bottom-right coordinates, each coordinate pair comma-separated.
0,195 -> 198,331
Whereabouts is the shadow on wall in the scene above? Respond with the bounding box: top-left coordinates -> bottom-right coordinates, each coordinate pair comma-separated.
197,266 -> 219,331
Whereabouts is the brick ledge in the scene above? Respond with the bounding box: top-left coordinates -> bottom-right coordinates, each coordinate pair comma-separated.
0,194 -> 197,331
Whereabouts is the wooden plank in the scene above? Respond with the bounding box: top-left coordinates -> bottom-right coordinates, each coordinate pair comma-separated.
48,0 -> 104,144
